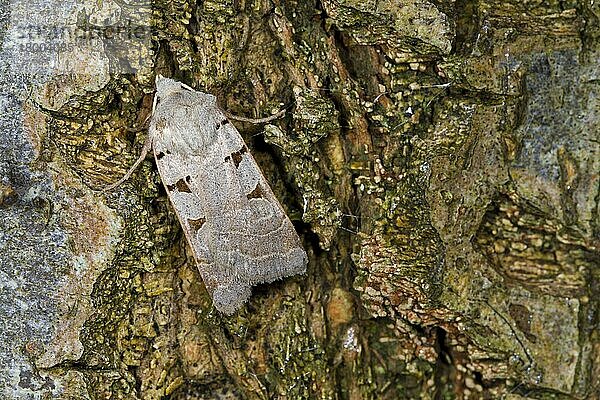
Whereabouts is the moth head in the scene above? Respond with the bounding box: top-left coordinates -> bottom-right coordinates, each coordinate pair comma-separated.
155,75 -> 186,98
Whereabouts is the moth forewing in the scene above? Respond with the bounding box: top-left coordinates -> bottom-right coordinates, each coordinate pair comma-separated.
150,76 -> 307,315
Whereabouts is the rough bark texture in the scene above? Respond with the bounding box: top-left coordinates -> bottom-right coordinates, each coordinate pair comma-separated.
0,0 -> 598,399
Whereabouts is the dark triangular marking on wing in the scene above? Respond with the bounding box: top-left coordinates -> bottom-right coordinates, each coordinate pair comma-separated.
230,146 -> 248,168
216,119 -> 229,130
167,176 -> 192,193
156,149 -> 171,160
188,217 -> 206,232
246,183 -> 264,199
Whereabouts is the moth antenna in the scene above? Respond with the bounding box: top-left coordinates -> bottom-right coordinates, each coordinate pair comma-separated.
100,105 -> 153,191
101,133 -> 154,192
224,108 -> 286,124
508,382 -> 525,394
338,214 -> 360,235
125,112 -> 152,133
269,141 -> 284,150
338,225 -> 359,235
413,82 -> 452,90
180,82 -> 195,92
372,92 -> 387,103
337,211 -> 374,235
340,212 -> 376,221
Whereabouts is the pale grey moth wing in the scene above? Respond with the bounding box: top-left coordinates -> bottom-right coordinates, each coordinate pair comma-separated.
150,76 -> 307,315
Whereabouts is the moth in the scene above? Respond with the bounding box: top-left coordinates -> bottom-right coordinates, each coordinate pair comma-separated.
108,76 -> 307,314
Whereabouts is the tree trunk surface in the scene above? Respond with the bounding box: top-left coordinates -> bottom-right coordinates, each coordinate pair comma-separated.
0,0 -> 598,399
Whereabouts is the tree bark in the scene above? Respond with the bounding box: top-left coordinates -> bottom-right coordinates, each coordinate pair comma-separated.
0,0 -> 598,399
